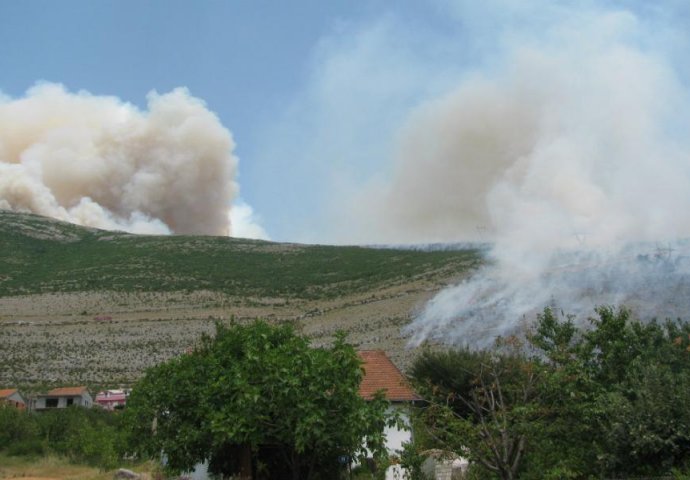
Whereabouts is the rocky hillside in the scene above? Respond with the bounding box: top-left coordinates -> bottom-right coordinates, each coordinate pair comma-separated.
0,210 -> 483,388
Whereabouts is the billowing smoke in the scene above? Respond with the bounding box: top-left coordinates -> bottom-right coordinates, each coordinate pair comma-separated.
374,8 -> 690,345
0,83 -> 239,235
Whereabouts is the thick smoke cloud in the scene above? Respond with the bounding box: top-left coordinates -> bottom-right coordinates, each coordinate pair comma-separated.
367,7 -> 690,345
0,83 -> 240,235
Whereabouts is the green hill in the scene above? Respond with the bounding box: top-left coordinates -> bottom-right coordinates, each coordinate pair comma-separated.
0,210 -> 481,299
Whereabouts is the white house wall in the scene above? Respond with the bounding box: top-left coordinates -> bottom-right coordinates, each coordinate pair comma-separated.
32,395 -> 93,409
385,405 -> 412,455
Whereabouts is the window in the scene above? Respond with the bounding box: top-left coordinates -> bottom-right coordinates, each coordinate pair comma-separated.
67,398 -> 74,406
46,398 -> 58,408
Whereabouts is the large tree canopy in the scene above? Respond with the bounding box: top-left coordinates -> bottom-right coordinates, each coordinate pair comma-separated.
123,320 -> 391,479
408,307 -> 690,479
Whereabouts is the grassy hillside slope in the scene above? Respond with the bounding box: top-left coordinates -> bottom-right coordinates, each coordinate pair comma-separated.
0,210 -> 480,299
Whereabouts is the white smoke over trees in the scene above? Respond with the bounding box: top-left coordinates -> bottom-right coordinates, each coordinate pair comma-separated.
0,83 -> 245,236
347,7 -> 690,344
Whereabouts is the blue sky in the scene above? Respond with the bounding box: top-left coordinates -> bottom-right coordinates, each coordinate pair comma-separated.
0,0 -> 441,241
2,1 -> 689,243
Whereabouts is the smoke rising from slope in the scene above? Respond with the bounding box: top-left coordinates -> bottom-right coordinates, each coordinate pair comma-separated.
0,83 -> 239,235
381,8 -> 690,345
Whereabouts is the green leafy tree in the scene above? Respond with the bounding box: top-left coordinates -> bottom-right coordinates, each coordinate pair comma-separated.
410,340 -> 543,480
520,308 -> 602,478
409,306 -> 690,479
123,320 -> 391,479
529,306 -> 690,477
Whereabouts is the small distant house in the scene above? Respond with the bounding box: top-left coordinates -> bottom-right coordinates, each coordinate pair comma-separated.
358,350 -> 420,479
0,388 -> 27,410
31,386 -> 93,411
95,389 -> 130,411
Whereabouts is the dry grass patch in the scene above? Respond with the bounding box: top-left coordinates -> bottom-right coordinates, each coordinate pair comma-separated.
0,455 -> 156,480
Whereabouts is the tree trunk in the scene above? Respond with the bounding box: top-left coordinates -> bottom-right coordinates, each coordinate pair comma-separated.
239,444 -> 253,480
291,449 -> 302,480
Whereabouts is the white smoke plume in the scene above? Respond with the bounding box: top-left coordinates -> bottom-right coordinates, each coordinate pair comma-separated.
229,200 -> 270,240
0,83 -> 242,236
375,7 -> 690,345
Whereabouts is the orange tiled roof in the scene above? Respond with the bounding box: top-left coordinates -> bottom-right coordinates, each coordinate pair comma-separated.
358,350 -> 419,402
47,386 -> 88,396
0,388 -> 17,398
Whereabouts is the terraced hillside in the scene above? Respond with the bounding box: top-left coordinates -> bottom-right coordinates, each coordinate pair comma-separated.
0,210 -> 482,389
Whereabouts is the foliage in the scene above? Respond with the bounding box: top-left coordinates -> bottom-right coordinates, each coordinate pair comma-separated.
0,404 -> 122,469
409,306 -> 690,479
529,306 -> 690,477
411,341 -> 542,480
409,348 -> 492,419
123,320 -> 392,479
0,404 -> 42,456
397,441 -> 432,480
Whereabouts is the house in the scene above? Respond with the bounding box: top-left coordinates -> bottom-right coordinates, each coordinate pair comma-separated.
358,350 -> 419,404
95,389 -> 130,410
358,350 -> 420,479
358,350 -> 420,453
30,386 -> 93,411
0,388 -> 27,410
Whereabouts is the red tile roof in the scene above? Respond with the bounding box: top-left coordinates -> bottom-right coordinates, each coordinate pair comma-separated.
46,386 -> 88,396
358,350 -> 419,402
0,389 -> 25,409
0,389 -> 17,398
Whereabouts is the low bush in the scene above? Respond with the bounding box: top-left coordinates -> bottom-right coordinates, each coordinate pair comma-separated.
0,405 -> 122,470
